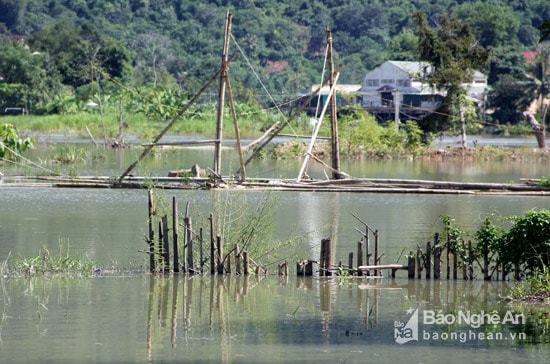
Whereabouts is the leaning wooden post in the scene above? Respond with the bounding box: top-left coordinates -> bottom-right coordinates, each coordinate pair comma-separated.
348,252 -> 353,274
408,252 -> 415,279
425,241 -> 431,279
357,241 -> 363,277
172,197 -> 179,273
243,250 -> 249,275
148,189 -> 155,273
216,235 -> 224,274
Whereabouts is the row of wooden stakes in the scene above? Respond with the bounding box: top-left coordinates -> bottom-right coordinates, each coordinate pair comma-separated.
145,190 -> 290,275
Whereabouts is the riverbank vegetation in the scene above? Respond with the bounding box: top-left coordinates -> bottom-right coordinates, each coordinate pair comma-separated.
432,209 -> 550,302
0,1 -> 548,143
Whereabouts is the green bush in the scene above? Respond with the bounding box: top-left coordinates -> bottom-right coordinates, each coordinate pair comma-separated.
0,123 -> 34,159
501,209 -> 550,274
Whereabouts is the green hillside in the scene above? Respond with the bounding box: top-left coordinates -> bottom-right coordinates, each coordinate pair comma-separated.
0,0 -> 548,123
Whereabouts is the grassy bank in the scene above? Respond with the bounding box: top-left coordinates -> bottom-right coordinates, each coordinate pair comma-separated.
3,108 -> 302,142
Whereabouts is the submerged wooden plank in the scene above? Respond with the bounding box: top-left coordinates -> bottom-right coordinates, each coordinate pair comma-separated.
357,264 -> 407,270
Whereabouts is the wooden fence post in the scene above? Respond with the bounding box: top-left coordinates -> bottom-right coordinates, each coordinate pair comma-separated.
296,260 -> 313,276
453,245 -> 458,280
374,230 -> 379,276
161,216 -> 170,272
148,189 -> 155,273
217,235 -> 223,274
235,243 -> 241,275
186,217 -> 194,273
357,241 -> 363,277
199,227 -> 204,274
416,246 -> 422,279
425,241 -> 431,279
172,197 -> 179,273
243,250 -> 249,275
462,240 -> 467,280
468,240 -> 474,280
408,252 -> 415,278
320,238 -> 332,276
434,234 -> 440,280
209,214 -> 215,274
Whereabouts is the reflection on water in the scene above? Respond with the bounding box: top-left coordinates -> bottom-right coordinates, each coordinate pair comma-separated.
1,143 -> 550,362
1,276 -> 546,363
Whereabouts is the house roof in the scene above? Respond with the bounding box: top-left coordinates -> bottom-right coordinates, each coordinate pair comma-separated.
386,61 -> 431,78
309,84 -> 362,93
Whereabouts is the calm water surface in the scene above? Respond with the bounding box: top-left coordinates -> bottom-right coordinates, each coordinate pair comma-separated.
1,142 -> 550,362
1,276 -> 548,363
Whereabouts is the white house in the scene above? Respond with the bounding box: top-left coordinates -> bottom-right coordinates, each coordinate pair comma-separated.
357,61 -> 488,118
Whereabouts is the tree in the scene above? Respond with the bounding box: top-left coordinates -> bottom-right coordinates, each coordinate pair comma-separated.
0,41 -> 57,112
501,209 -> 550,277
413,11 -> 490,146
528,43 -> 550,124
487,75 -> 537,125
388,28 -> 418,61
454,2 -> 520,48
0,0 -> 27,29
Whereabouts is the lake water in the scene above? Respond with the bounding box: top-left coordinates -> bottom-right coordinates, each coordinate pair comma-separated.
1,140 -> 550,362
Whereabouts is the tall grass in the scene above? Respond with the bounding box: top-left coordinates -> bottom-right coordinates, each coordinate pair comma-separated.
7,108 -> 300,141
2,241 -> 97,278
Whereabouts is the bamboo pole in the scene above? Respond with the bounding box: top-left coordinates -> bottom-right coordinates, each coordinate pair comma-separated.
172,197 -> 179,273
214,11 -> 232,176
237,65 -> 342,174
226,73 -> 246,181
186,217 -> 194,274
162,216 -> 170,272
209,213 -> 215,275
326,28 -> 342,180
148,189 -> 155,273
357,241 -> 363,277
119,61 -> 228,180
296,72 -> 341,182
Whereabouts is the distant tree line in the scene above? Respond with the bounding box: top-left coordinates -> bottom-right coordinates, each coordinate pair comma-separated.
0,0 -> 548,131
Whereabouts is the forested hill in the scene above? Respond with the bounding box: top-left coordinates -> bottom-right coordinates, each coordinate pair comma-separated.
0,0 -> 548,100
